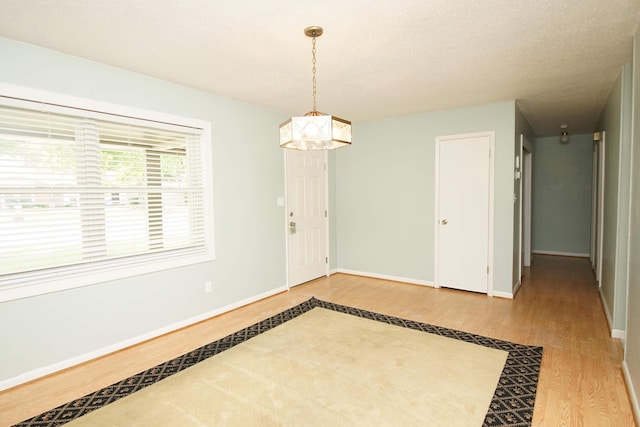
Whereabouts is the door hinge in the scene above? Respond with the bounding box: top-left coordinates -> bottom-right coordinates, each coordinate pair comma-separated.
486,266 -> 489,275
326,256 -> 328,264
325,210 -> 327,218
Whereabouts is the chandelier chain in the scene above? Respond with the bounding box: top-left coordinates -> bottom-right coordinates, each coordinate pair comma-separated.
311,36 -> 317,112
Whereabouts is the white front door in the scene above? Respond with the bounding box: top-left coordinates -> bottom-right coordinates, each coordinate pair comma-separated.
435,132 -> 493,294
285,149 -> 328,287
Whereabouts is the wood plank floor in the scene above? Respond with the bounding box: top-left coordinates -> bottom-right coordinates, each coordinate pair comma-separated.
0,254 -> 635,426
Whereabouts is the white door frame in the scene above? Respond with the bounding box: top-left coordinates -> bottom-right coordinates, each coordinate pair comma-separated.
590,139 -> 598,267
284,149 -> 330,288
522,143 -> 533,268
518,135 -> 533,278
594,132 -> 606,284
434,131 -> 495,296
518,135 -> 523,281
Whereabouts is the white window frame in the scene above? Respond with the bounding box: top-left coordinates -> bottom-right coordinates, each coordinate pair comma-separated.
0,83 -> 215,302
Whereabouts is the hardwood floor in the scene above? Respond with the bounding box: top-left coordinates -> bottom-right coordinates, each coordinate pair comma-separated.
0,254 -> 635,426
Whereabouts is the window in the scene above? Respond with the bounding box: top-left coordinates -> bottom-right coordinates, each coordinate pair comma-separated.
0,88 -> 213,302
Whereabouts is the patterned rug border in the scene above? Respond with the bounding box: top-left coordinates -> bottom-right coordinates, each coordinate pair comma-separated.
14,297 -> 543,427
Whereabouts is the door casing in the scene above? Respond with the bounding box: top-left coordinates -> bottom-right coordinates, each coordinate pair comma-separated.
591,131 -> 605,285
522,143 -> 533,268
518,135 -> 533,283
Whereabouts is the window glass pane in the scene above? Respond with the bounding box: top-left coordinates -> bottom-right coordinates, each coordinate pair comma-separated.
0,96 -> 211,300
1,130 -> 82,274
0,197 -> 83,274
100,145 -> 145,187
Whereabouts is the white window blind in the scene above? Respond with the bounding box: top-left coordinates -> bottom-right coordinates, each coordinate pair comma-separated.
0,94 -> 213,300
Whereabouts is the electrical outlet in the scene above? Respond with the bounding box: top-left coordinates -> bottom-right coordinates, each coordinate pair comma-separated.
204,280 -> 212,293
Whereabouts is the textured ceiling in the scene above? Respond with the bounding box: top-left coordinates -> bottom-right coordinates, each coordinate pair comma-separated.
1,0 -> 639,136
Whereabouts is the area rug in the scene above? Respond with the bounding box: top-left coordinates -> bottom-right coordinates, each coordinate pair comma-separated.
13,297 -> 543,426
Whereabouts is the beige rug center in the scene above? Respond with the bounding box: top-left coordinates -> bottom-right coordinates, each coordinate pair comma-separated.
68,307 -> 508,426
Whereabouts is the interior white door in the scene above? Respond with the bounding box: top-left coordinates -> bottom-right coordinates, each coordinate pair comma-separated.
436,133 -> 492,294
285,149 -> 328,287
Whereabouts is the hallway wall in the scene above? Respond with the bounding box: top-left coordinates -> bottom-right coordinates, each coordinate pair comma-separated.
530,133 -> 594,257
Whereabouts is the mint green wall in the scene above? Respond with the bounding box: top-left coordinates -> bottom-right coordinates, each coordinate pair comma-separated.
530,134 -> 594,255
0,38 -> 289,383
335,101 -> 516,294
625,30 -> 640,416
0,37 -> 524,386
596,63 -> 633,332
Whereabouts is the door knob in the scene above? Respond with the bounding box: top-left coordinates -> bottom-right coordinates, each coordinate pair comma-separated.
441,219 -> 448,225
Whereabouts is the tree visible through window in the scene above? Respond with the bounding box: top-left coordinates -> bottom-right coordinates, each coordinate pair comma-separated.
0,96 -> 212,300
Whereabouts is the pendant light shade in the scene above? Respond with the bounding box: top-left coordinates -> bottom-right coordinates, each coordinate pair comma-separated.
280,26 -> 352,150
279,112 -> 351,150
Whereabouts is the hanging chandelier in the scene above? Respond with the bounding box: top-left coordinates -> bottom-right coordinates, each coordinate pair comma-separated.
279,26 -> 352,150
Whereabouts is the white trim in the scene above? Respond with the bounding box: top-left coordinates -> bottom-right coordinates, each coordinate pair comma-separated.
0,83 -> 208,129
623,361 -> 640,423
590,140 -> 598,265
0,253 -> 214,303
512,279 -> 522,298
332,269 -> 435,287
600,286 -> 614,330
493,290 -> 514,299
488,132 -> 495,296
532,250 -> 590,258
434,134 -> 440,287
331,269 -> 514,298
518,134 -> 524,283
434,131 -> 495,295
523,146 -> 533,267
0,285 -> 288,391
613,329 -> 627,340
324,151 -> 330,276
597,132 -> 606,282
599,287 -> 627,340
283,149 -> 291,289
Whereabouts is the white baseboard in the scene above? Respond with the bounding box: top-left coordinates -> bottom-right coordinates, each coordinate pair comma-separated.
623,361 -> 640,424
0,285 -> 288,391
600,287 -> 614,329
598,287 -> 626,341
493,291 -> 514,299
331,269 -> 514,298
331,268 -> 434,287
532,250 -> 590,258
613,329 -> 627,340
512,280 -> 522,298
